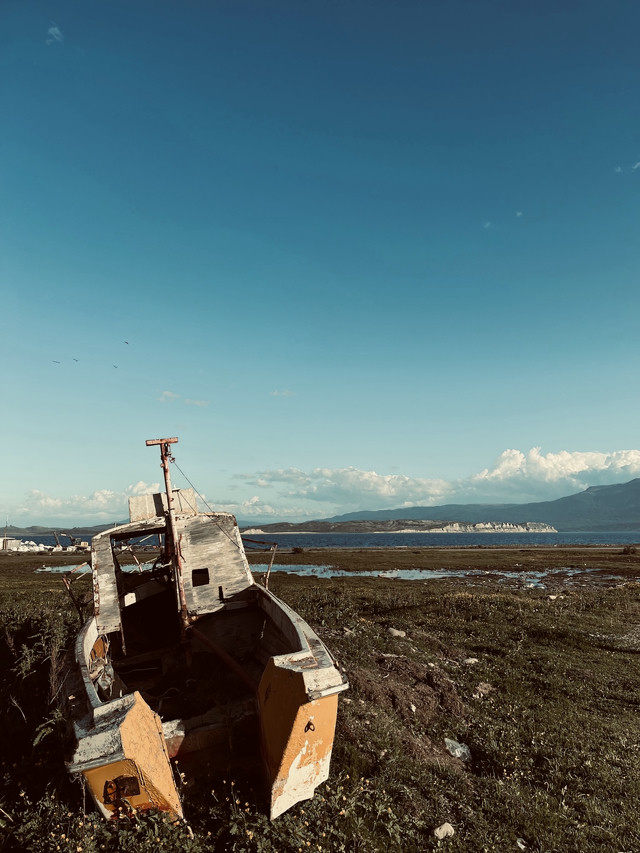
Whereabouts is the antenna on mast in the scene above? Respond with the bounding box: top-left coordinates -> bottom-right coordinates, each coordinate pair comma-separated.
146,437 -> 179,523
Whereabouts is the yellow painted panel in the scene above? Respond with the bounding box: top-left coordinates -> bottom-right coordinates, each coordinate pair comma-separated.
84,694 -> 183,821
259,660 -> 339,818
119,693 -> 182,818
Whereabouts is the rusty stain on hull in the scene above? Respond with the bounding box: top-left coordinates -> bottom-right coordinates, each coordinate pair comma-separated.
64,438 -> 348,823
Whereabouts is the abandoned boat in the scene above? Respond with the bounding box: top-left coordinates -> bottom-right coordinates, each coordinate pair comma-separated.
64,437 -> 348,821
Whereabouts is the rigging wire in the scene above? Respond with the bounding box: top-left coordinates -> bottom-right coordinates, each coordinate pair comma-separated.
171,460 -> 215,514
170,459 -> 242,549
170,454 -> 278,565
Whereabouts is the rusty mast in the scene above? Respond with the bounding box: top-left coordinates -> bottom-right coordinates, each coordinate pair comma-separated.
145,437 -> 190,628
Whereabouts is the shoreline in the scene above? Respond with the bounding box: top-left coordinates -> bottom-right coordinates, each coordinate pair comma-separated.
242,529 -> 558,535
4,544 -> 639,581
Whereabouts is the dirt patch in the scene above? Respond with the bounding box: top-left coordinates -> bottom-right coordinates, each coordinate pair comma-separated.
350,655 -> 466,729
348,655 -> 469,772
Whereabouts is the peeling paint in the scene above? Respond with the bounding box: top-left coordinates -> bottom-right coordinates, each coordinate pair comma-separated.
64,438 -> 348,822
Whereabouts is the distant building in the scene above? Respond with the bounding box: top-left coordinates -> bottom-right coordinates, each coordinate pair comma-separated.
1,537 -> 48,553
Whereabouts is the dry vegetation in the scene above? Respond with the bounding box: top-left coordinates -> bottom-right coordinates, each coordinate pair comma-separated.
1,547 -> 639,851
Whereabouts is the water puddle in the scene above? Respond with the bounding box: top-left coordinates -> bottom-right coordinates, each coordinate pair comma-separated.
36,563 -> 640,587
252,564 -> 640,587
36,565 -> 91,573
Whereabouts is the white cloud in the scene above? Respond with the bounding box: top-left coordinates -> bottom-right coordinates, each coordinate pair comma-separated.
633,162 -> 640,171
236,448 -> 640,516
271,390 -> 295,397
240,467 -> 451,509
46,24 -> 63,45
9,449 -> 640,525
13,481 -> 161,524
482,221 -> 492,229
17,488 -> 121,522
470,447 -> 640,501
474,447 -> 640,483
213,496 -> 288,517
127,480 -> 161,496
159,391 -> 209,406
516,211 -> 523,217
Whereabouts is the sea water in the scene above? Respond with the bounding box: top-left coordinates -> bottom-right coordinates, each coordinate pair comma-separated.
22,531 -> 640,551
243,531 -> 640,548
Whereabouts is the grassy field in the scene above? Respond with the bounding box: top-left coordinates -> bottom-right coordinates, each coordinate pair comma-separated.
1,548 -> 639,851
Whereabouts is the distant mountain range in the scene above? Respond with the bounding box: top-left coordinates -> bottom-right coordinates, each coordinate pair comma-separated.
245,479 -> 640,533
2,523 -> 115,539
5,479 -> 640,537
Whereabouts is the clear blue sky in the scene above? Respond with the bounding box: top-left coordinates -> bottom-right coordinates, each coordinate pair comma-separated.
2,0 -> 640,525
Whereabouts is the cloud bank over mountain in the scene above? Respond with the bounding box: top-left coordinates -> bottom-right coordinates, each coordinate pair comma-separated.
8,448 -> 640,525
239,448 -> 640,517
470,448 -> 640,499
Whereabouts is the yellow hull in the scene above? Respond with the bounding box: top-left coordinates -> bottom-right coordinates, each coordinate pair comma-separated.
259,658 -> 339,818
71,692 -> 183,821
67,478 -> 347,822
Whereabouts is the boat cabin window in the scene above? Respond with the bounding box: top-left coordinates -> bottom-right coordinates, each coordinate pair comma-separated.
192,568 -> 210,587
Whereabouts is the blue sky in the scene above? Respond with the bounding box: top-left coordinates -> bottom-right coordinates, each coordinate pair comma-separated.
2,0 -> 640,526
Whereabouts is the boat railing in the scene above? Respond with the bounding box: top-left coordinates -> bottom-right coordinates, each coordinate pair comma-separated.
75,617 -> 104,711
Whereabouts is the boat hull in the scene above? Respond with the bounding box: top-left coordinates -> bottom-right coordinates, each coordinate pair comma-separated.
69,691 -> 183,820
259,658 -> 340,819
66,588 -> 346,821
63,473 -> 347,821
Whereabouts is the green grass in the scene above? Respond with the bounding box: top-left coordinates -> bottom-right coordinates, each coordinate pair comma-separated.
1,554 -> 639,851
